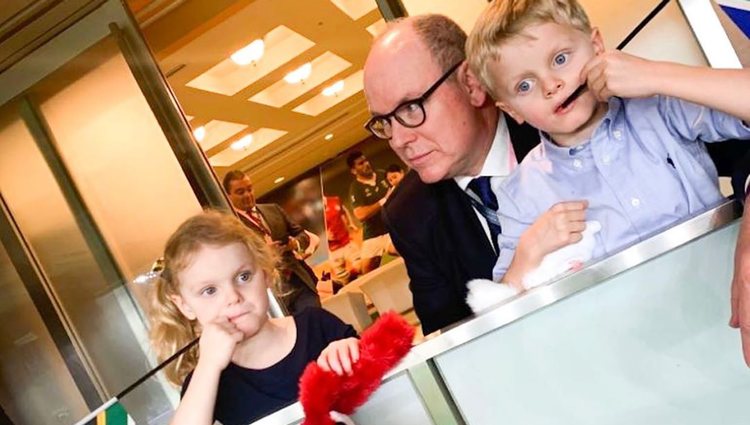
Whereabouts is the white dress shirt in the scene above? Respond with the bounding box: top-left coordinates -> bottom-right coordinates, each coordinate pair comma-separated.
454,114 -> 518,249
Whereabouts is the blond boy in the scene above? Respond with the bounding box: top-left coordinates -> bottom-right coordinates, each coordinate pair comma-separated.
466,0 -> 750,282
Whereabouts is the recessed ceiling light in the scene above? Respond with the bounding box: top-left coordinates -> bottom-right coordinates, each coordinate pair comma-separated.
231,134 -> 253,150
284,62 -> 312,84
324,133 -> 334,141
231,39 -> 265,66
193,126 -> 206,141
322,80 -> 345,96
274,177 -> 285,184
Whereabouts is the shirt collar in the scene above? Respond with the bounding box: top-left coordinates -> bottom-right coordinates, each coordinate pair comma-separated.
538,97 -> 622,161
454,114 -> 516,190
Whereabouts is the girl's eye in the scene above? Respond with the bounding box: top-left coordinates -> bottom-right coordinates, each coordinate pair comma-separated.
553,52 -> 569,67
238,271 -> 252,283
517,79 -> 534,94
200,286 -> 217,296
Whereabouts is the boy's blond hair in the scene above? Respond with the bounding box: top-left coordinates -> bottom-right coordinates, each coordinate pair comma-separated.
467,0 -> 592,97
149,210 -> 277,385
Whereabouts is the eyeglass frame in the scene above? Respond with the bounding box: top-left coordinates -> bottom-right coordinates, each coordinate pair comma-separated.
364,60 -> 463,139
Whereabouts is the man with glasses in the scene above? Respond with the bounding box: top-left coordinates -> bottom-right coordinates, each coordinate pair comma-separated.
363,14 -> 588,334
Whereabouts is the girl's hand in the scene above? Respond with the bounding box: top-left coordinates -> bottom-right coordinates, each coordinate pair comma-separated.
197,317 -> 244,372
317,337 -> 360,376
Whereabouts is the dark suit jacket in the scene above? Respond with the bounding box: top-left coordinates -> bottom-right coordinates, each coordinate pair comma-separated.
239,204 -> 318,294
382,117 -> 540,335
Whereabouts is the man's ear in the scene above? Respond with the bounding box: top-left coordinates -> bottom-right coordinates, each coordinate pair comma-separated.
496,101 -> 525,125
460,62 -> 490,107
170,294 -> 197,321
590,27 -> 605,56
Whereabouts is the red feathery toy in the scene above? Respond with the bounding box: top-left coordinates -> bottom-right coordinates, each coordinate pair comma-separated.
298,312 -> 415,425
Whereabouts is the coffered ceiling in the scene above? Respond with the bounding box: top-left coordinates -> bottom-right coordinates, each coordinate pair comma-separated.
141,0 -> 385,195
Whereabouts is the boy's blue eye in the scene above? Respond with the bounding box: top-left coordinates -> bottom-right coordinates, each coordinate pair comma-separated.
553,52 -> 569,67
200,286 -> 217,296
517,79 -> 534,94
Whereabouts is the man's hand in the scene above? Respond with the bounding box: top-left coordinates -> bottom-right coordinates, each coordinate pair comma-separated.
731,211 -> 750,366
378,186 -> 395,206
503,201 -> 588,291
580,50 -> 659,102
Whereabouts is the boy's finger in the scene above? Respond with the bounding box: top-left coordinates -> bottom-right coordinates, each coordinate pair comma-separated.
579,56 -> 602,83
567,221 -> 586,233
730,278 -> 740,327
553,200 -> 588,212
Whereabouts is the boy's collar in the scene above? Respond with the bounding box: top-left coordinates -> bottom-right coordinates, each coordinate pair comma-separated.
537,97 -> 624,160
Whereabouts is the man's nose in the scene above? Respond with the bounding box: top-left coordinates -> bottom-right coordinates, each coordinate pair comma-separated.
389,120 -> 417,150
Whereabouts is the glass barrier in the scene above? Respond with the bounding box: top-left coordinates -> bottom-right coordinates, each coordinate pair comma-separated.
228,202 -> 746,425
432,203 -> 747,424
0,0 -> 217,423
0,194 -> 90,425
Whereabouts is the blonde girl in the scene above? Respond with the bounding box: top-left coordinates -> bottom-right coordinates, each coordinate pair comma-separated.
150,211 -> 359,425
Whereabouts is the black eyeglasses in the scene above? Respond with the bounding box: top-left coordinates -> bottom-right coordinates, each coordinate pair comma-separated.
365,61 -> 463,139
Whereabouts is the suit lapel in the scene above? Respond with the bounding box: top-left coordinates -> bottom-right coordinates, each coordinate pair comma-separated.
255,204 -> 276,238
436,180 -> 496,280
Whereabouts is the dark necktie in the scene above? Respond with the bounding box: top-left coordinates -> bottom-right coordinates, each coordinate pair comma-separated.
467,176 -> 501,253
247,209 -> 270,235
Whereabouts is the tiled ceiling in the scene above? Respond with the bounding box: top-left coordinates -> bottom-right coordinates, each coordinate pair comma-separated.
143,0 -> 384,196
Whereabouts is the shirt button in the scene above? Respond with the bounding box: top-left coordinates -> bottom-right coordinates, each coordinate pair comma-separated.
602,154 -> 610,164
631,197 -> 641,207
613,129 -> 623,140
573,159 -> 583,168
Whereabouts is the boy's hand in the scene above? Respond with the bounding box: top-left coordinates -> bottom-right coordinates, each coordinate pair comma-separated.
517,200 -> 589,266
317,337 -> 360,376
198,317 -> 244,372
731,211 -> 750,367
580,51 -> 658,101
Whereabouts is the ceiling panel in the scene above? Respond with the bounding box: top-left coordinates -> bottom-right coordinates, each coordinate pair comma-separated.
144,0 -> 382,195
248,51 -> 352,108
293,69 -> 364,116
209,127 -> 288,167
185,25 -> 315,96
194,119 -> 248,151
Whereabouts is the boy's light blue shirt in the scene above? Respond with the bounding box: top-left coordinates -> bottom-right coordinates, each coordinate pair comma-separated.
493,95 -> 750,281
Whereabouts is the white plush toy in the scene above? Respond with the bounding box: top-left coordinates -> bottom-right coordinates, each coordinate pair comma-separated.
466,220 -> 601,313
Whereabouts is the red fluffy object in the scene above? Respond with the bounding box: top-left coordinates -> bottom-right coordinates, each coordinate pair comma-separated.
298,312 -> 415,425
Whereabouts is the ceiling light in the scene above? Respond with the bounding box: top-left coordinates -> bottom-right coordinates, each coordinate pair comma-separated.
284,63 -> 312,84
274,177 -> 285,184
231,134 -> 253,150
193,126 -> 206,141
322,80 -> 345,97
324,133 -> 334,141
231,39 -> 265,66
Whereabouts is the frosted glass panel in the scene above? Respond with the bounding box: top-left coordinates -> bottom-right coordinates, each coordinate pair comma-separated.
435,223 -> 748,425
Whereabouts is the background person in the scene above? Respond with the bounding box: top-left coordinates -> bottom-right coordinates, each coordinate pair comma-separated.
347,151 -> 394,273
223,170 -> 321,314
386,163 -> 405,187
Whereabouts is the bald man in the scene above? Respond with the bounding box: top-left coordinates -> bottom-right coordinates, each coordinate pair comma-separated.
362,15 -> 589,334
